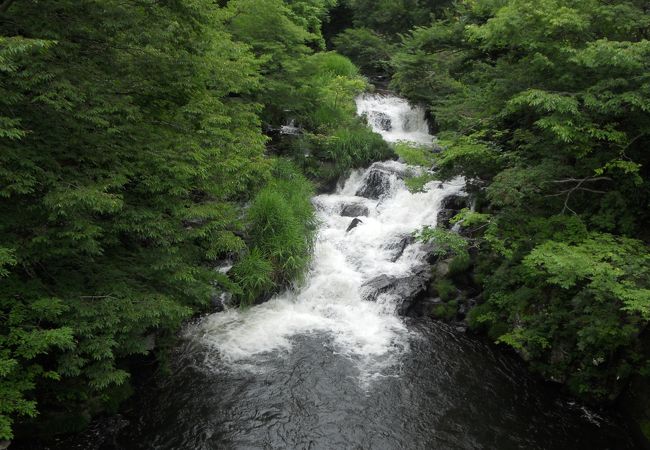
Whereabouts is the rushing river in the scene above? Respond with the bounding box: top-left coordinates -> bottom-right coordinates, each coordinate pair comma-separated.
44,94 -> 636,449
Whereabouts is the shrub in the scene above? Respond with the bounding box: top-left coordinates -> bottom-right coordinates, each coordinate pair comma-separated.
230,248 -> 275,306
436,279 -> 457,302
448,253 -> 472,276
394,142 -> 436,167
432,300 -> 459,321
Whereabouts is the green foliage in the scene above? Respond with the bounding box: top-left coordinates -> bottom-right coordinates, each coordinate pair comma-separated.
435,137 -> 504,182
234,160 -> 316,303
435,280 -> 457,302
345,0 -> 454,36
230,249 -> 275,306
390,0 -> 650,399
292,122 -> 393,183
0,0 -> 362,440
450,209 -> 491,228
448,253 -> 472,276
417,227 -> 469,258
432,300 -> 458,321
393,143 -> 439,192
404,173 -> 437,193
524,234 -> 650,319
394,142 -> 436,167
333,28 -> 395,74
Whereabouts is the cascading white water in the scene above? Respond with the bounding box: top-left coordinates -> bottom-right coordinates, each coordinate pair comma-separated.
189,93 -> 463,378
356,93 -> 434,145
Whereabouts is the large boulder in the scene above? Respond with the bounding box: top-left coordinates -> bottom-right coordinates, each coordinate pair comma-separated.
361,264 -> 432,315
355,162 -> 416,199
341,203 -> 370,217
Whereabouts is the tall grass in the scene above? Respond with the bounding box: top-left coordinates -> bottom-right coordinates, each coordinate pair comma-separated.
231,159 -> 316,305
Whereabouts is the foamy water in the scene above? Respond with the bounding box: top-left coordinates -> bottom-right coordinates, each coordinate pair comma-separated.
188,94 -> 463,377
356,93 -> 434,145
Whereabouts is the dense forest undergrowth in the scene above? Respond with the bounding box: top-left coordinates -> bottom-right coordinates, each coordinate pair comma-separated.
1,0 -> 649,445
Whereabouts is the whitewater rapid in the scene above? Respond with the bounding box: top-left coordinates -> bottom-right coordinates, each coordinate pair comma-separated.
189,93 -> 462,377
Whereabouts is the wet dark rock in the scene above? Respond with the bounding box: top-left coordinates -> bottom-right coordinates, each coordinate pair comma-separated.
355,167 -> 392,199
384,234 -> 415,262
355,162 -> 417,199
420,242 -> 444,264
441,194 -> 468,211
435,194 -> 468,229
211,291 -> 232,312
361,264 -> 432,315
436,208 -> 457,229
341,203 -> 370,217
431,258 -> 452,279
373,112 -> 392,131
409,296 -> 444,316
373,161 -> 413,179
346,218 -> 363,232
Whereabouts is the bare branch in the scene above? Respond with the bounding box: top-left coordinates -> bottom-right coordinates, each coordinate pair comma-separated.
546,177 -> 612,184
542,176 -> 611,215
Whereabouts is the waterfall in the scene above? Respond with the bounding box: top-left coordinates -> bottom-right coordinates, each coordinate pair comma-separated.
188,94 -> 463,379
356,93 -> 433,145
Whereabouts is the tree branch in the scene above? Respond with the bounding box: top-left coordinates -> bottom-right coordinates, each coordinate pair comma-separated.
542,176 -> 612,215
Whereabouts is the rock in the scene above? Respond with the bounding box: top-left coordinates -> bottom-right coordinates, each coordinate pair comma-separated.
355,167 -> 392,199
435,194 -> 468,229
410,296 -> 444,316
361,264 -> 432,315
341,203 -> 370,217
383,234 -> 415,262
355,162 -> 417,199
346,218 -> 363,232
372,161 -> 414,179
373,112 -> 392,131
211,291 -> 232,311
455,325 -> 468,333
420,242 -> 444,264
436,208 -> 457,229
441,194 -> 468,211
